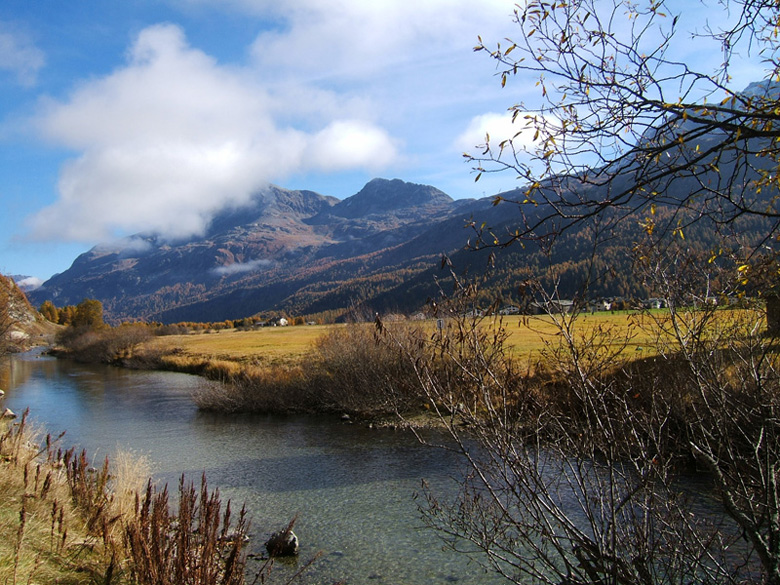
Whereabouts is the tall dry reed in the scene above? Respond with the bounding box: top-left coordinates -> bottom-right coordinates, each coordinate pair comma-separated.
1,409 -> 254,585
124,474 -> 248,585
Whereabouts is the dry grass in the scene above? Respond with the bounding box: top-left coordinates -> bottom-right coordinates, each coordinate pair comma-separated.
502,308 -> 760,361
141,315 -> 647,372
0,411 -> 251,585
502,311 -> 656,357
143,325 -> 335,369
0,412 -> 115,585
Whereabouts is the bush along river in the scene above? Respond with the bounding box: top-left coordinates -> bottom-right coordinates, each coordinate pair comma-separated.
0,349 -> 504,585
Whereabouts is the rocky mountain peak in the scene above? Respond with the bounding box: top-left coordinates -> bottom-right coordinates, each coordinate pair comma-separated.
330,178 -> 453,219
205,185 -> 338,236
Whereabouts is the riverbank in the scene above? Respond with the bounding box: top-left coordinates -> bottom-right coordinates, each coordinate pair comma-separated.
0,410 -> 254,585
48,310 -> 678,424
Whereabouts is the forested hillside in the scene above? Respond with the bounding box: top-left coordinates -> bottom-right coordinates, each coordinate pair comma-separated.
28,171 -> 773,323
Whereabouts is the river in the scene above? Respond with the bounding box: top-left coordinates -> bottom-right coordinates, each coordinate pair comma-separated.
0,349 -> 504,585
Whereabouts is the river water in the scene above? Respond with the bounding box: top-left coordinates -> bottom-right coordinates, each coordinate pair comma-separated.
0,350 -> 503,585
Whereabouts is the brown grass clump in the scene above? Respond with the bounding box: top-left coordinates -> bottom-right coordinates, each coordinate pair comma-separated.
125,475 -> 248,585
190,321 -> 430,417
192,366 -> 311,413
0,410 -> 252,585
308,322 -> 427,416
0,411 -> 114,584
57,323 -> 154,364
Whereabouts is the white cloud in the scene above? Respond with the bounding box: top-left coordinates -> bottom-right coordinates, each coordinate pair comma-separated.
15,276 -> 43,291
456,111 -> 544,154
0,24 -> 45,87
247,0 -> 515,81
306,120 -> 399,171
212,258 -> 272,276
27,23 -> 398,242
94,236 -> 154,257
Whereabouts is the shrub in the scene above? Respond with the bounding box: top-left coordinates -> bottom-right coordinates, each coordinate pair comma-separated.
307,322 -> 427,416
57,323 -> 153,364
191,322 -> 430,417
192,368 -> 311,414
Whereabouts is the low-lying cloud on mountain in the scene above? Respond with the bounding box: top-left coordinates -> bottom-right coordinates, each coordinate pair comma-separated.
27,24 -> 400,244
211,258 -> 273,276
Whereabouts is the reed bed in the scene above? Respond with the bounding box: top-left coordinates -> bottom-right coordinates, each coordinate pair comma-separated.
0,410 -> 253,585
187,322 -> 428,417
0,411 -> 113,584
63,309 -> 756,420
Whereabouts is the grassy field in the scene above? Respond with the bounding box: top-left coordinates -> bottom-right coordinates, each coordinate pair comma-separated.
142,311 -> 659,369
144,324 -> 336,368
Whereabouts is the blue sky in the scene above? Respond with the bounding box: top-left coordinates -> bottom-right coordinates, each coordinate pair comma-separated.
0,0 -> 767,285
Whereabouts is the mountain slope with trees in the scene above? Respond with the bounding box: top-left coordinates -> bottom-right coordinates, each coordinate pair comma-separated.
29,179 -> 489,322
29,158 -> 776,323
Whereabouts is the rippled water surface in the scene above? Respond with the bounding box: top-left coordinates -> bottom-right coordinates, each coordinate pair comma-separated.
0,350 -> 502,584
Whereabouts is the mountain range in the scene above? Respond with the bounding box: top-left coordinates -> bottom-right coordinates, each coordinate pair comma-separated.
28,80 -> 779,324
27,172 -> 771,324
29,178 -> 526,323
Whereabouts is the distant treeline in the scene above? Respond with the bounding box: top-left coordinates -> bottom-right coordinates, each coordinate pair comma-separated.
38,297 -> 343,331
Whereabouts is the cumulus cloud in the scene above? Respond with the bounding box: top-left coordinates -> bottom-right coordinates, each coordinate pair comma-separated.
0,24 -> 45,87
27,23 -> 399,242
456,111 -> 545,154
306,120 -> 399,171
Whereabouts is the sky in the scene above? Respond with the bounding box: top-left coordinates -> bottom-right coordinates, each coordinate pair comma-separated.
0,0 -> 768,285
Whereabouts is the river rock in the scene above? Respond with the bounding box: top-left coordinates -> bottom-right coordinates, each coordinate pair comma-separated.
2,407 -> 16,419
265,529 -> 299,557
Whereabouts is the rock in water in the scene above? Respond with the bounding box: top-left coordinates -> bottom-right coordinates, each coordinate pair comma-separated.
265,529 -> 299,557
2,407 -> 16,419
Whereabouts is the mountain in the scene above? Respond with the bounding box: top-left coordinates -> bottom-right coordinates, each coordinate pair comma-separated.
29,178 -> 499,323
30,168 -> 769,324
30,78 -> 779,325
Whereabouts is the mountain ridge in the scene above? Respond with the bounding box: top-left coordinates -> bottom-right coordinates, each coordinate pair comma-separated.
30,77 -> 779,325
29,178 -> 490,322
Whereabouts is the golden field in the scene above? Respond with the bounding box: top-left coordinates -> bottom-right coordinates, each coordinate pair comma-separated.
141,310 -> 668,370
144,323 -> 334,368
